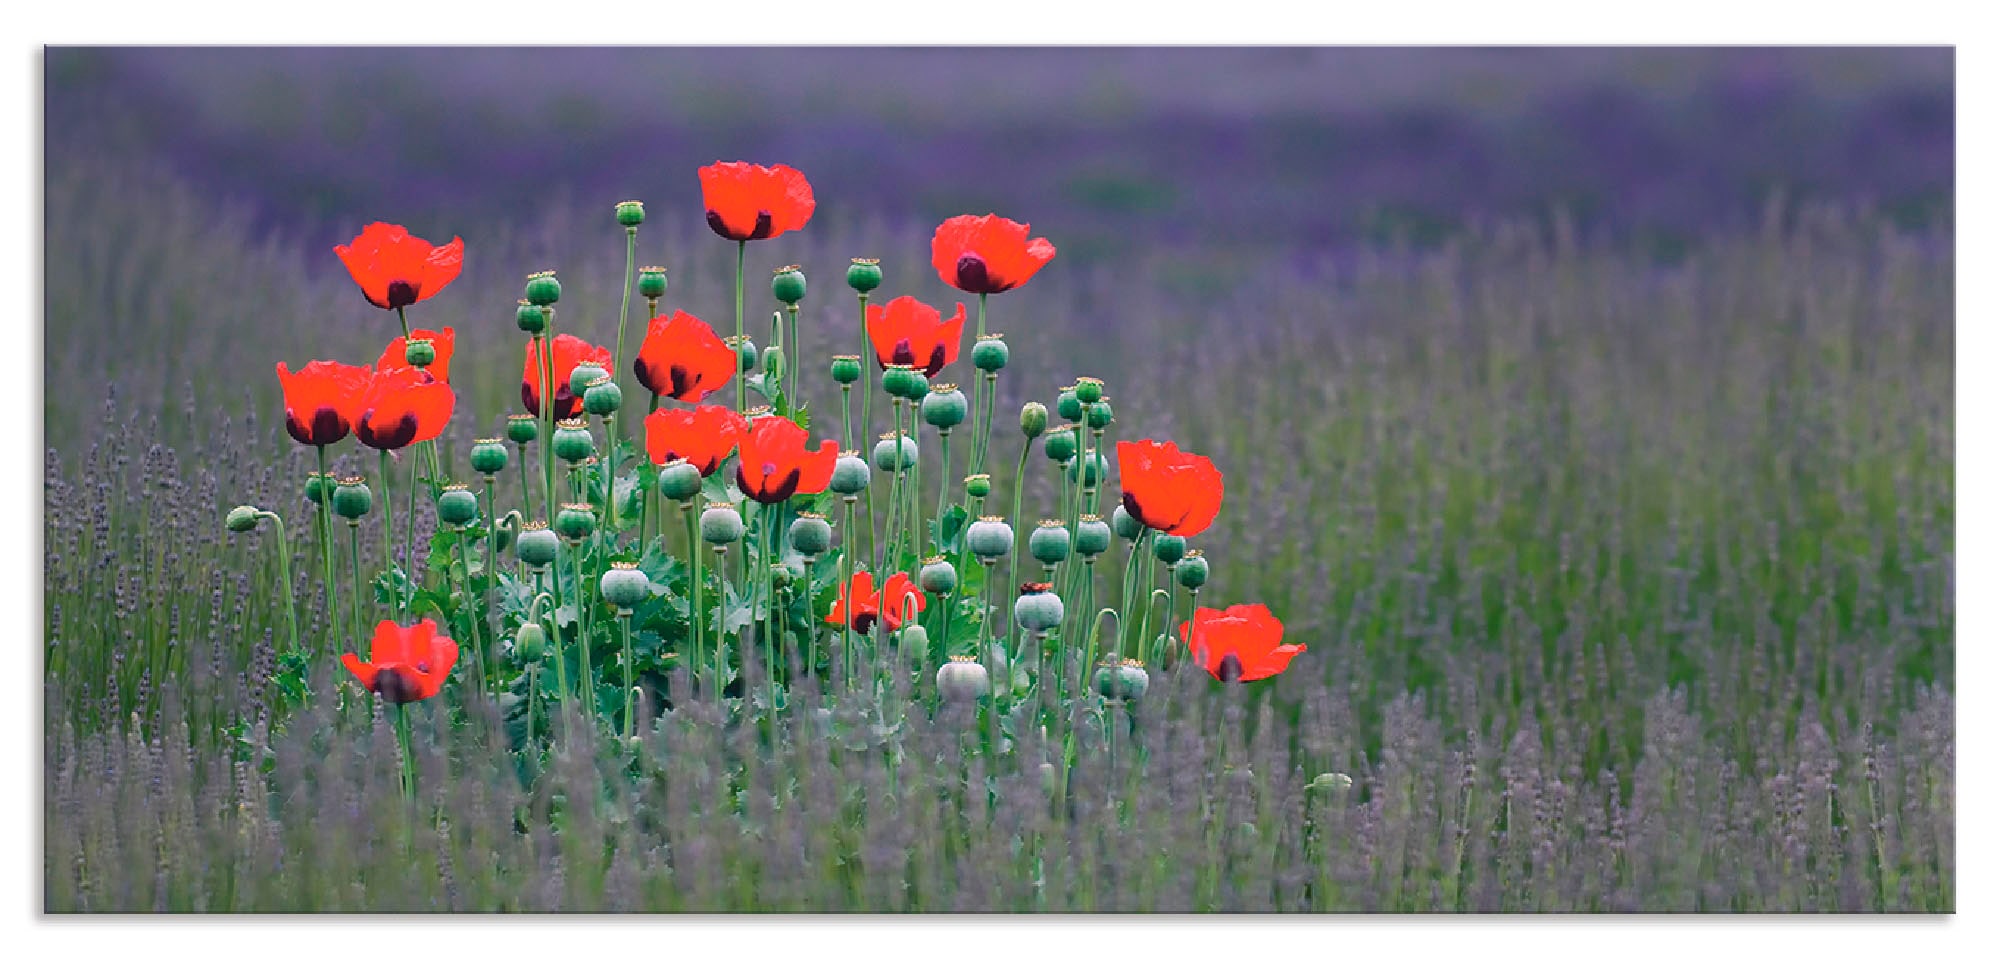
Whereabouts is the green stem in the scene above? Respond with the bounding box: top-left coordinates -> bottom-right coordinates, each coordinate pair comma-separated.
685,505 -> 708,705
379,449 -> 395,598
1000,441 -> 1032,642
455,528 -> 482,691
533,577 -> 568,721
613,227 -> 637,402
601,414 -> 618,535
785,303 -> 801,409
965,294 -> 988,478
620,612 -> 636,739
393,702 -> 415,803
314,446 -> 340,653
734,240 -> 746,414
935,431 -> 953,535
516,442 -> 535,521
347,522 -> 366,652
641,394 -> 660,548
405,454 -> 421,612
539,325 -> 557,526
569,542 -> 593,727
395,305 -> 413,341
257,513 -> 300,655
841,497 -> 857,682
482,479 -> 498,686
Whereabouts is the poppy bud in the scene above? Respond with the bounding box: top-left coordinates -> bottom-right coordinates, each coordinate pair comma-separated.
470,437 -> 509,475
1093,659 -> 1150,701
437,484 -> 480,527
726,335 -> 758,373
966,516 -> 1014,559
583,377 -> 623,417
517,523 -> 560,568
553,419 -> 596,464
829,453 -> 871,496
830,354 -> 862,385
1112,504 -> 1142,540
790,513 -> 832,556
524,270 -> 562,307
225,505 -> 261,533
1043,426 -> 1078,463
762,345 -> 785,382
332,476 -> 372,521
1074,377 -> 1104,404
936,656 -> 989,702
1028,520 -> 1071,565
568,362 -> 607,397
638,266 -> 669,300
1074,515 -> 1112,557
599,562 -> 651,610
404,338 -> 436,368
1056,388 -> 1083,423
872,432 -> 918,473
1020,402 -> 1048,439
1175,551 -> 1209,590
1152,533 -> 1186,564
506,413 -> 540,446
882,364 -> 924,401
772,265 -> 807,305
963,473 -> 991,500
496,510 -> 521,553
919,555 -> 958,594
1085,399 -> 1115,431
973,334 -> 1009,373
1067,450 -> 1107,488
615,200 -> 645,228
700,503 -> 744,546
516,300 -> 547,335
303,472 -> 333,507
899,624 -> 930,665
516,622 -> 547,661
1308,772 -> 1355,794
555,502 -> 596,543
846,258 -> 883,293
1014,582 -> 1064,634
658,459 -> 703,502
921,385 -> 968,430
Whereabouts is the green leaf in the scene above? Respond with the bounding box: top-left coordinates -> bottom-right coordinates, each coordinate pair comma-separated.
931,505 -> 969,553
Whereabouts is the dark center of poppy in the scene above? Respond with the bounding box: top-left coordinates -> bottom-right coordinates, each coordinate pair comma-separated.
853,612 -> 878,634
1217,653 -> 1244,684
385,279 -> 419,310
749,210 -> 774,240
358,410 -> 418,451
668,364 -> 694,398
890,339 -> 916,366
924,343 -> 947,377
1121,491 -> 1147,526
955,253 -> 993,293
374,667 -> 421,704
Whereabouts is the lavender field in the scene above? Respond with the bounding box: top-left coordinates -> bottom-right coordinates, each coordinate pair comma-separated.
41,47 -> 1953,913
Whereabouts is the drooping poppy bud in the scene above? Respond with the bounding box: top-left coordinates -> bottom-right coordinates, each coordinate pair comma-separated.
515,622 -> 547,661
224,505 -> 261,533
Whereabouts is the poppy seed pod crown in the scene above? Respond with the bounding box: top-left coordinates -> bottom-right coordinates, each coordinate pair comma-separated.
918,556 -> 958,595
1029,520 -> 1071,565
921,385 -> 968,430
615,200 -> 645,228
554,502 -> 596,542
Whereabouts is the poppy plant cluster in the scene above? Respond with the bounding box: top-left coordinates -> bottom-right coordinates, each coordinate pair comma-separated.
524,334 -> 613,420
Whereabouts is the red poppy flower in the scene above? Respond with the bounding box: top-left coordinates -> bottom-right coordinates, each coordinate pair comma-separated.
522,333 -> 612,420
645,404 -> 747,477
342,618 -> 460,703
826,570 -> 926,634
275,360 -> 374,447
334,222 -> 465,310
1115,439 -> 1224,538
930,214 -> 1056,295
1181,604 -> 1304,683
866,295 -> 966,377
698,161 -> 815,242
735,416 -> 838,504
377,326 -> 456,384
633,310 -> 735,402
355,367 -> 456,451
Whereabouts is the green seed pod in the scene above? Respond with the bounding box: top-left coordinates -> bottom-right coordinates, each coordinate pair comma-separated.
506,414 -> 540,446
1073,377 -> 1104,405
1067,450 -> 1108,488
846,257 -> 883,293
516,299 -> 547,335
872,433 -> 918,473
517,524 -> 560,568
638,265 -> 669,299
437,484 -> 480,527
552,419 -> 596,464
1112,504 -> 1142,540
830,354 -> 862,385
567,362 -> 606,397
582,377 -> 623,417
615,199 -> 645,228
1085,399 -> 1114,430
726,335 -> 758,372
403,338 -> 436,368
829,453 -> 871,496
1043,426 -> 1078,463
1175,551 -> 1210,590
1056,388 -> 1083,422
1094,659 -> 1150,701
1013,583 -> 1064,634
936,656 -> 989,702
918,556 -> 958,595
700,504 -> 744,546
470,437 -> 509,475
658,460 -> 703,502
515,622 -> 547,661
524,270 -> 562,307
1028,520 -> 1071,565
972,334 -> 1009,373
1074,515 -> 1112,557
224,505 -> 260,533
303,472 -> 332,507
599,562 -> 651,609
898,624 -> 930,665
920,384 -> 968,430
789,513 -> 833,556
1152,533 -> 1186,564
1019,401 -> 1048,439
882,364 -> 923,400
332,477 -> 373,521
966,516 -> 1014,560
554,503 -> 597,542
963,473 -> 991,500
771,265 -> 807,305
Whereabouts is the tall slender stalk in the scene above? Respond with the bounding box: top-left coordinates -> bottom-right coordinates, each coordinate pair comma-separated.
619,611 -> 636,739
313,446 -> 341,650
346,520 -> 366,647
569,540 -> 592,725
253,511 -> 300,654
378,449 -> 395,594
733,240 -> 747,413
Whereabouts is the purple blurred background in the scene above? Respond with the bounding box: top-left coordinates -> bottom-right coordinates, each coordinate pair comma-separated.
46,47 -> 1951,263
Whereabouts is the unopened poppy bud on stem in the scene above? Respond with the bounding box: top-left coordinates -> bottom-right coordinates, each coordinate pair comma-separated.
333,477 -> 373,521
615,200 -> 646,229
225,505 -> 261,533
762,344 -> 785,381
846,258 -> 883,293
1020,402 -> 1048,439
471,437 -> 509,475
437,484 -> 480,527
772,265 -> 807,305
516,622 -> 547,661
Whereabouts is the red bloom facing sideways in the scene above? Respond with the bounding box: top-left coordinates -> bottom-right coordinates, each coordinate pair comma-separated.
343,618 -> 460,703
827,571 -> 926,634
645,405 -> 747,477
275,360 -> 374,447
931,214 -> 1056,295
735,416 -> 838,504
698,161 -> 815,242
1116,440 -> 1224,538
356,367 -> 456,451
633,311 -> 736,402
377,326 -> 456,383
866,295 -> 966,377
1181,604 -> 1303,683
523,334 -> 612,420
335,222 -> 465,310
